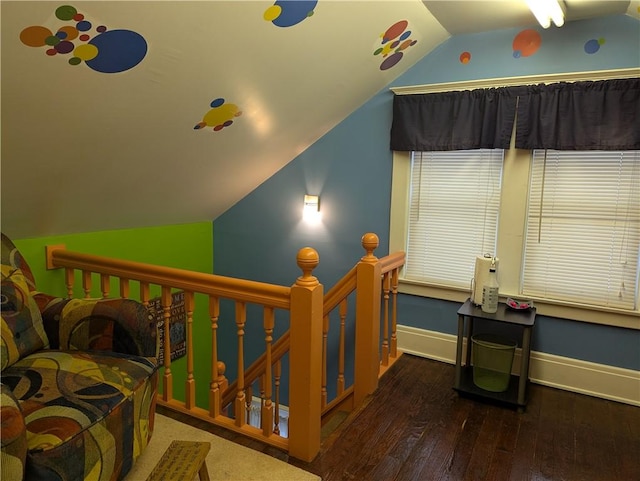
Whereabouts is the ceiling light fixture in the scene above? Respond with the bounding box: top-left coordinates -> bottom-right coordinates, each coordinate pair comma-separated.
526,0 -> 565,29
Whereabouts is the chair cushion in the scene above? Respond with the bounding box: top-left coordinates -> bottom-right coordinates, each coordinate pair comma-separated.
2,349 -> 158,481
1,383 -> 27,481
1,266 -> 49,371
1,233 -> 36,291
43,297 -> 159,357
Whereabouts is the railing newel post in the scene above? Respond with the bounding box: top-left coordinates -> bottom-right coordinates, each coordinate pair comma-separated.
288,247 -> 323,463
354,233 -> 382,406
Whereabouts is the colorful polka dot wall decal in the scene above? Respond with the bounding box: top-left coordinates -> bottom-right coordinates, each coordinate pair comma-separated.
459,51 -> 471,64
194,98 -> 243,132
373,20 -> 418,71
584,38 -> 605,54
19,4 -> 147,73
264,1 -> 317,27
512,29 -> 542,58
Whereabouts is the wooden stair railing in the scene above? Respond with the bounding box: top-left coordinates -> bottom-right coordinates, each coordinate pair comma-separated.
222,234 -> 406,427
45,232 -> 405,462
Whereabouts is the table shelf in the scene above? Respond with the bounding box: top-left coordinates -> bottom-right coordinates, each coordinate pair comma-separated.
454,298 -> 536,411
454,366 -> 524,407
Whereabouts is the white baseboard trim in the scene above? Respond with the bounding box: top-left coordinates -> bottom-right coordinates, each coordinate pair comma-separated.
397,324 -> 640,407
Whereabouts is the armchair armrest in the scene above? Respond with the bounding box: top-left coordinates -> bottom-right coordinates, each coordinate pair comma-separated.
1,383 -> 27,481
38,297 -> 158,359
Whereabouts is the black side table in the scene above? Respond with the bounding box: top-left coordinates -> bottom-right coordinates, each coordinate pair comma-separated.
454,298 -> 536,411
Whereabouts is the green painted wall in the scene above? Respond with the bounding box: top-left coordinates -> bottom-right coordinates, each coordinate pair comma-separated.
11,222 -> 214,405
13,223 -> 213,295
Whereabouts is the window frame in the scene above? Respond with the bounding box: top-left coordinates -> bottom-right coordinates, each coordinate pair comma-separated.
389,68 -> 640,329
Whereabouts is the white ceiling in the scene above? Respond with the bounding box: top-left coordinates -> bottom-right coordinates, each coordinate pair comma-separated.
424,0 -> 632,34
1,1 -> 637,239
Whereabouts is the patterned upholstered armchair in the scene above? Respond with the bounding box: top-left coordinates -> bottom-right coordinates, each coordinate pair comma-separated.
0,233 -> 159,481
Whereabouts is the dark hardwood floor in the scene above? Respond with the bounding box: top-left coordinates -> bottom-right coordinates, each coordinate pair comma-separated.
159,354 -> 640,481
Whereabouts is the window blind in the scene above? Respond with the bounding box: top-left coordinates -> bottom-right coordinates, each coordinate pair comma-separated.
405,150 -> 503,288
522,150 -> 640,310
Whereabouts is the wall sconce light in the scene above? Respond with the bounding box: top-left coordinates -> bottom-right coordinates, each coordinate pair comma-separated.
526,0 -> 564,28
303,194 -> 321,223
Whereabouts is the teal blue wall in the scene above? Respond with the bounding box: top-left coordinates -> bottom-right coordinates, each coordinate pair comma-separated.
214,15 -> 640,371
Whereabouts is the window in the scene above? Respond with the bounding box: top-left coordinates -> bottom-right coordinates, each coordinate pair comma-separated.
523,150 -> 640,310
389,70 -> 640,327
390,148 -> 640,327
404,150 -> 503,289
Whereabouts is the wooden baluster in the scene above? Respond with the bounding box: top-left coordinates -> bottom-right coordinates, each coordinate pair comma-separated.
273,360 -> 281,436
234,301 -> 247,427
140,283 -> 150,307
260,375 -> 266,406
82,271 -> 92,298
161,286 -> 173,402
209,296 -> 221,417
218,361 -> 228,415
100,274 -> 110,299
381,271 -> 391,366
321,313 -> 329,408
65,268 -> 74,299
246,385 -> 253,425
217,361 -> 228,391
259,375 -> 266,431
185,291 -> 196,409
119,278 -> 130,299
262,307 -> 274,436
337,299 -> 347,396
391,268 -> 399,359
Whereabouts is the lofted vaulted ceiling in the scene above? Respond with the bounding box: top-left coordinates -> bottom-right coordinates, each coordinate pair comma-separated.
1,1 -> 635,239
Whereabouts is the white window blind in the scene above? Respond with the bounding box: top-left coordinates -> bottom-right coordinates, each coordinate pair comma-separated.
523,150 -> 640,310
405,150 -> 503,288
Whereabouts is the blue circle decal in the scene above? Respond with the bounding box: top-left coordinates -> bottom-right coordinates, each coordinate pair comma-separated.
85,29 -> 147,73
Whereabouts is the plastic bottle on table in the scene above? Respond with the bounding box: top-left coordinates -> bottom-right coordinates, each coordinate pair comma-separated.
481,267 -> 499,314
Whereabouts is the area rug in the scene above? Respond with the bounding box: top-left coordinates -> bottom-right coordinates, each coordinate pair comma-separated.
125,414 -> 321,481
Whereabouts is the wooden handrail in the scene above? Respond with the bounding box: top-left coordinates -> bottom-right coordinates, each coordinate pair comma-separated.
323,266 -> 357,316
48,248 -> 291,308
381,251 -> 406,273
